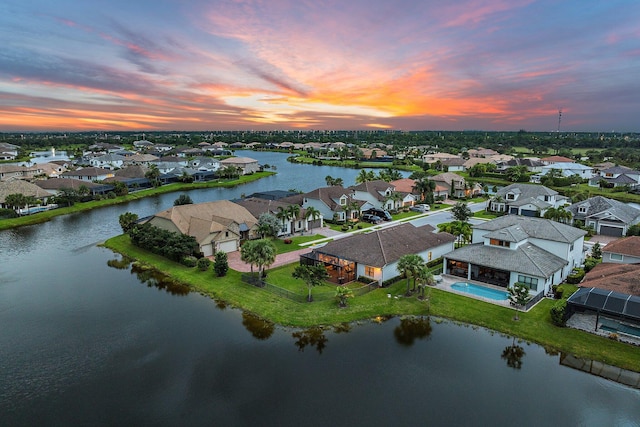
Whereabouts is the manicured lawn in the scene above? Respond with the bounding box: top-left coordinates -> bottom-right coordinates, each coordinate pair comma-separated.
0,172 -> 275,231
270,234 -> 326,253
473,210 -> 500,220
104,234 -> 640,372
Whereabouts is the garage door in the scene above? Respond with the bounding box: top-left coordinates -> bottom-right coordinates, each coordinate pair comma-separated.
218,240 -> 238,253
599,225 -> 624,237
521,209 -> 537,217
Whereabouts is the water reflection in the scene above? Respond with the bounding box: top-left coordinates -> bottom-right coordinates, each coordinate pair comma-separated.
560,353 -> 640,389
242,312 -> 275,341
292,327 -> 328,354
501,338 -> 526,370
393,316 -> 433,346
114,261 -> 192,296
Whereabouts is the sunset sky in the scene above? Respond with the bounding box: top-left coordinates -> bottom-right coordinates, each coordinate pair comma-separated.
1,0 -> 639,132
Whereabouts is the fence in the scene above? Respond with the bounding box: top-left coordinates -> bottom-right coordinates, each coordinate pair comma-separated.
241,274 -> 378,303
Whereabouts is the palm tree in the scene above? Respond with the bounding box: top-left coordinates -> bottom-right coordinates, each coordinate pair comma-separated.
412,178 -> 435,203
345,201 -> 360,222
397,254 -> 424,295
384,191 -> 403,212
145,164 -> 161,187
242,239 -> 276,279
355,169 -> 375,184
276,206 -> 288,234
286,204 -> 300,233
304,206 -> 321,232
415,265 -> 435,300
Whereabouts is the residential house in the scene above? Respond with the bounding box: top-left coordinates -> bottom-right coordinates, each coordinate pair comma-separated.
89,153 -> 126,169
589,165 -> 640,188
580,263 -> 640,295
245,190 -> 301,201
488,183 -> 566,216
538,162 -> 593,179
189,157 -> 221,172
441,157 -> 466,172
300,223 -> 455,285
36,162 -> 69,178
144,200 -> 259,255
176,147 -> 205,157
422,152 -> 462,165
296,186 -> 366,223
350,180 -> 409,211
133,139 -> 154,149
360,148 -> 387,160
86,143 -> 124,154
0,165 -> 43,181
0,179 -> 51,209
429,172 -> 480,199
566,196 -> 640,237
235,197 -> 322,236
220,157 -> 260,175
602,236 -> 640,264
154,144 -> 174,153
496,158 -> 544,173
124,153 -> 159,166
152,157 -> 188,174
36,178 -> 114,196
389,178 -> 422,205
0,142 -> 19,160
60,167 -> 114,182
468,147 -> 500,158
540,155 -> 575,165
443,216 -> 587,296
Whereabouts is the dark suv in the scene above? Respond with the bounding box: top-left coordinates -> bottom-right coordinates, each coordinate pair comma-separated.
361,213 -> 382,224
363,208 -> 392,221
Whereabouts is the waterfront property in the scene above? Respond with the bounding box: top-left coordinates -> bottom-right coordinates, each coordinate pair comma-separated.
488,183 -> 568,216
450,282 -> 509,301
443,216 -> 586,298
300,223 -> 455,285
142,200 -> 259,255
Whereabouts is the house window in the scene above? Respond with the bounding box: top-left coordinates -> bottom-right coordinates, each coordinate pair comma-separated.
544,195 -> 550,201
570,243 -> 574,251
506,193 -> 515,200
225,231 -> 229,237
428,252 -> 433,261
578,206 -> 587,214
339,196 -> 346,206
365,266 -> 376,277
490,238 -> 509,248
610,253 -> 623,261
517,275 -> 538,291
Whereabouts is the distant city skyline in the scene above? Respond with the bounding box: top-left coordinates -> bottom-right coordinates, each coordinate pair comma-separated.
1,1 -> 639,132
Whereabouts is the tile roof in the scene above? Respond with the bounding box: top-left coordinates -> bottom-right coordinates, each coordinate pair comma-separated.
602,236 -> 640,258
302,186 -> 361,211
315,223 -> 453,267
389,178 -> 416,194
0,179 -> 51,203
474,215 -> 587,243
235,197 -> 305,219
496,183 -> 557,199
581,263 -> 640,296
484,224 -> 529,243
153,200 -> 258,244
445,242 -> 568,278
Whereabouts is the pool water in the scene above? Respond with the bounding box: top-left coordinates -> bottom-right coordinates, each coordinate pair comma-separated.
600,320 -> 640,338
451,282 -> 509,301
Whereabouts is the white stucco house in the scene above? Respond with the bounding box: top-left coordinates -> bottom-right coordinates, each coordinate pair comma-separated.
443,216 -> 587,297
488,183 -> 568,216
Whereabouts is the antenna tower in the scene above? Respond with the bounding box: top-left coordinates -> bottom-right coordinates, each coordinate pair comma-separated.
557,108 -> 562,133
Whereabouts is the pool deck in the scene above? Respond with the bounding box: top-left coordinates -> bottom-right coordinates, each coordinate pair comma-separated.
434,274 -> 514,308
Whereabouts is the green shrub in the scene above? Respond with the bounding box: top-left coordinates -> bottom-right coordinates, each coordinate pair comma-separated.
584,257 -> 600,273
0,208 -> 19,219
566,268 -> 585,284
196,257 -> 211,271
181,256 -> 198,267
214,251 -> 229,277
550,300 -> 567,326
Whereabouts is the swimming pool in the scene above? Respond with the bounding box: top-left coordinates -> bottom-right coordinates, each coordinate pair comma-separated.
600,319 -> 640,339
451,282 -> 509,301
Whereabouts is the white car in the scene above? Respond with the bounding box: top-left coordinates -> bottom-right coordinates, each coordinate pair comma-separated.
410,204 -> 430,213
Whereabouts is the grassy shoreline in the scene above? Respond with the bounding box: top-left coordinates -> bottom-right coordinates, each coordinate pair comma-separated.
0,171 -> 274,231
103,234 -> 640,373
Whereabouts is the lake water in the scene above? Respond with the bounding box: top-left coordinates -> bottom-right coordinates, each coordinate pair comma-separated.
1,151 -> 639,426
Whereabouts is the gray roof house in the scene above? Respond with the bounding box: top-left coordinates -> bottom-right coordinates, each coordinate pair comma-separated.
350,180 -> 409,211
488,183 -> 567,216
588,165 -> 640,188
297,186 -> 367,223
566,196 -> 640,237
443,216 -> 587,296
301,223 -> 455,285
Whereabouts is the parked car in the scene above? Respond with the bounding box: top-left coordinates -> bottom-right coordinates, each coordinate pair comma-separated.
363,208 -> 392,221
410,204 -> 430,213
361,213 -> 382,224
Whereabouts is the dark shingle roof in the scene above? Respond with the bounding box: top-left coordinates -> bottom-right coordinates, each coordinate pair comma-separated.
581,263 -> 640,296
315,223 -> 453,267
566,196 -> 640,224
445,242 -> 568,278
